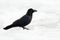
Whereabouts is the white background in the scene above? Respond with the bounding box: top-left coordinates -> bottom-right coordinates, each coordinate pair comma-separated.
0,0 -> 60,40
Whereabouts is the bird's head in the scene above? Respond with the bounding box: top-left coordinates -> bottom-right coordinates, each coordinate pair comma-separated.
28,8 -> 37,12
26,8 -> 37,16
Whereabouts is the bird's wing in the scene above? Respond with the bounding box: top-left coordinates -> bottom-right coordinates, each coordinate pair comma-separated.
12,15 -> 31,25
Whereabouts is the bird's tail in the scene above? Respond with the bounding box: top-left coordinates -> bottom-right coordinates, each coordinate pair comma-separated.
3,25 -> 14,30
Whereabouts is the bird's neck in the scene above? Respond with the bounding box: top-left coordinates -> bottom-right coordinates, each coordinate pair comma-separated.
26,13 -> 33,16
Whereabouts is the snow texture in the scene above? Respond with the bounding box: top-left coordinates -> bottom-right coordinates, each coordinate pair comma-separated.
0,0 -> 60,40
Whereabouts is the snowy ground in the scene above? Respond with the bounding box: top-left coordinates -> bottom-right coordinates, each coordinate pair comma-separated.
0,0 -> 60,40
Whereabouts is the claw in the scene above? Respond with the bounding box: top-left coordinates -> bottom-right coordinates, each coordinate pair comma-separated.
22,27 -> 29,30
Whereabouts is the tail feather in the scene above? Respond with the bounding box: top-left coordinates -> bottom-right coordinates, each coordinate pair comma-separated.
3,25 -> 13,30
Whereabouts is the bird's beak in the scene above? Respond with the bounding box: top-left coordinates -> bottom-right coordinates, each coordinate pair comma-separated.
34,10 -> 37,12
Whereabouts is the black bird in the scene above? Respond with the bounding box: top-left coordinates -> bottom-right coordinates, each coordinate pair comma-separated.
3,8 -> 37,30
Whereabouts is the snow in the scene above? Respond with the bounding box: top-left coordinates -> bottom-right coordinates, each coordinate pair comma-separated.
0,0 -> 60,40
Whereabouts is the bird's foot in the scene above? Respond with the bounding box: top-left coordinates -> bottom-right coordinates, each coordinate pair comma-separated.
23,27 -> 29,30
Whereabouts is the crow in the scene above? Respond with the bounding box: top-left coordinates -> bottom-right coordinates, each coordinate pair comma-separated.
3,8 -> 37,30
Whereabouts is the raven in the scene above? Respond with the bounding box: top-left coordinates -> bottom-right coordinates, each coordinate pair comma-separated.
3,8 -> 37,30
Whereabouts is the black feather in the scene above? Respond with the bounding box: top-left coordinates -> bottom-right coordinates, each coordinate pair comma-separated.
3,8 -> 37,30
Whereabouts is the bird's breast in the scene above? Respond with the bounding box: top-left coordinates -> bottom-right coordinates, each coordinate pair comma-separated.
23,16 -> 32,23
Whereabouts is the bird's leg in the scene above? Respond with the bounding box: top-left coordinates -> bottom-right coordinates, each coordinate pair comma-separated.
22,27 -> 29,30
